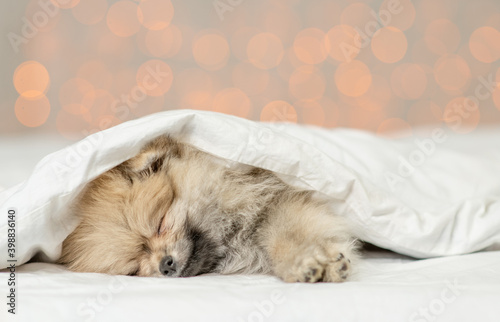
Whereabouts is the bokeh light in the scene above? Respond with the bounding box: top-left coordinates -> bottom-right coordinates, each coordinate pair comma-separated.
77,60 -> 113,90
434,54 -> 471,91
261,100 -> 297,123
334,60 -> 372,97
145,25 -> 182,58
50,0 -> 80,9
325,25 -> 360,62
293,28 -> 327,65
289,65 -> 325,100
13,61 -> 50,98
469,26 -> 500,63
232,62 -> 270,96
340,2 -> 373,30
6,0 -> 500,139
136,59 -> 173,97
15,96 -> 51,127
175,68 -> 213,110
25,0 -> 61,33
407,100 -> 443,126
213,88 -> 252,118
424,19 -> 461,55
493,87 -> 500,111
230,27 -> 260,62
264,6 -> 301,45
379,0 -> 416,31
82,89 -> 116,126
106,1 -> 141,37
137,0 -> 174,31
59,78 -> 95,115
131,95 -> 165,118
391,63 -> 427,99
193,33 -> 230,71
371,27 -> 408,63
354,74 -> 392,111
247,33 -> 284,70
377,118 -> 413,138
72,0 -> 108,25
294,99 -> 325,127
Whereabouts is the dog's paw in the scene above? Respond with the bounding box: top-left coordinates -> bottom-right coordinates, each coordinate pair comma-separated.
278,243 -> 353,283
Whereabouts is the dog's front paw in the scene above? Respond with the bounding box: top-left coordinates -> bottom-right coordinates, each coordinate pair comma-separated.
277,243 -> 353,283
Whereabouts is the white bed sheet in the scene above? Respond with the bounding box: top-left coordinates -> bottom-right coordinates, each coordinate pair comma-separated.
1,250 -> 499,322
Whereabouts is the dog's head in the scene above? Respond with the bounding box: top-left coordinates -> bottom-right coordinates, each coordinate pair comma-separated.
59,136 -> 226,277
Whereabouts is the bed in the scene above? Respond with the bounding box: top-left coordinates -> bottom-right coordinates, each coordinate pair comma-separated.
1,110 -> 499,321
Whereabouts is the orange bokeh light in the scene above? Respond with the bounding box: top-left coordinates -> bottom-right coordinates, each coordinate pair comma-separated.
59,78 -> 95,115
371,26 -> 407,63
50,0 -> 80,9
443,97 -> 480,133
82,89 -> 115,124
276,47 -> 303,82
13,60 -> 50,99
354,74 -> 392,111
434,55 -> 470,91
260,100 -> 297,123
293,28 -> 327,65
377,118 -> 413,138
264,6 -> 301,45
232,62 -> 270,96
493,87 -> 500,111
391,63 -> 427,99
294,99 -> 325,127
289,65 -> 325,100
137,0 -> 174,31
106,1 -> 141,37
247,33 -> 284,70
145,25 -> 182,58
424,19 -> 461,55
131,95 -> 165,118
334,60 -> 372,97
379,0 -> 415,31
15,95 -> 51,127
193,33 -> 230,71
136,59 -> 173,97
175,68 -> 213,110
72,0 -> 108,25
325,25 -> 360,62
77,60 -> 113,90
230,27 -> 260,62
213,88 -> 252,118
340,2 -> 373,30
469,26 -> 500,63
407,100 -> 442,126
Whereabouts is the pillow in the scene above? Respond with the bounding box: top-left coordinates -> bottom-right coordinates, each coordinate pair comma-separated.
1,110 -> 500,269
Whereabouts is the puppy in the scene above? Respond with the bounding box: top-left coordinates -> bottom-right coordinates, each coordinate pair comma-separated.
59,136 -> 358,282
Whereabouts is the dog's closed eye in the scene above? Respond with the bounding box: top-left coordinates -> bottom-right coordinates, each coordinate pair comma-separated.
158,214 -> 167,235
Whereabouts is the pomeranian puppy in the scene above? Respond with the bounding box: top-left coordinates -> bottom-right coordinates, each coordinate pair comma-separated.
59,135 -> 358,283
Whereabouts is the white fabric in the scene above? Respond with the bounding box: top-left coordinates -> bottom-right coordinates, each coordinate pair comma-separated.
1,251 -> 499,322
1,110 -> 500,269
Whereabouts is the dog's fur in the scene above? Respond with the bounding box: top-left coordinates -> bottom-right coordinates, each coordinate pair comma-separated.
59,136 -> 358,282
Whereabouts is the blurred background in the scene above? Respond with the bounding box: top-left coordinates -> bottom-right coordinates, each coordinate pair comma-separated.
1,0 -> 500,141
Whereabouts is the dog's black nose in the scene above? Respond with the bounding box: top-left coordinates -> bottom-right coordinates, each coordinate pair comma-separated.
159,255 -> 177,276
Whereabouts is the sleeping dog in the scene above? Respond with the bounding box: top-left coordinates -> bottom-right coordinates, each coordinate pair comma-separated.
59,136 -> 358,282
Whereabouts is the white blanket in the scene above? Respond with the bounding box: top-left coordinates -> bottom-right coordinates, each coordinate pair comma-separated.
1,110 -> 500,269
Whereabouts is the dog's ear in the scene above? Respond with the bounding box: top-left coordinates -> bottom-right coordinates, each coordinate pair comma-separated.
122,135 -> 182,176
125,149 -> 165,174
